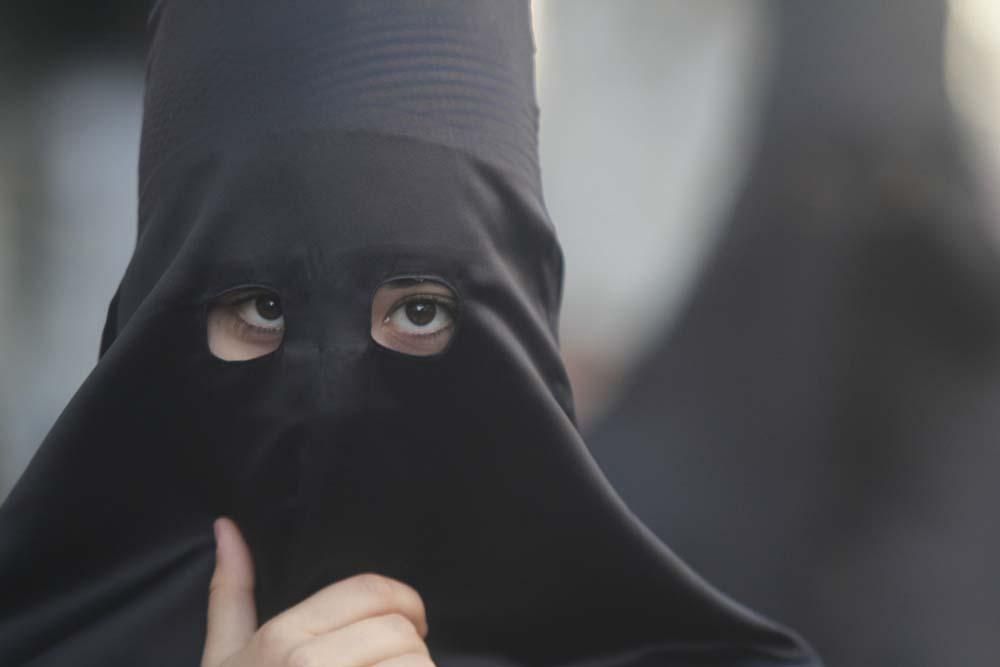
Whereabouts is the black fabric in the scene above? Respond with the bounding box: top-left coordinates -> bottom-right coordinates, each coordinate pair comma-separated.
0,2 -> 817,665
585,1 -> 1000,664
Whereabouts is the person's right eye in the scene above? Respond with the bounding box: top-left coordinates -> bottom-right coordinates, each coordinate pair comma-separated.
207,288 -> 285,361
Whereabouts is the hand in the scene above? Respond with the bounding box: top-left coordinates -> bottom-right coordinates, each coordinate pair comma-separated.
202,517 -> 433,667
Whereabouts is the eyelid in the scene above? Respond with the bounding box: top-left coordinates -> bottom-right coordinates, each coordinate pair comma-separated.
216,286 -> 274,304
203,282 -> 282,304
216,288 -> 285,329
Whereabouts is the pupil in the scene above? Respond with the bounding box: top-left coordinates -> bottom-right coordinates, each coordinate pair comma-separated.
254,294 -> 282,321
405,300 -> 436,326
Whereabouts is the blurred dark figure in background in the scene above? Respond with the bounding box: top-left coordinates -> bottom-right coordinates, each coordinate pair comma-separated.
586,1 -> 1000,665
0,1 -> 147,73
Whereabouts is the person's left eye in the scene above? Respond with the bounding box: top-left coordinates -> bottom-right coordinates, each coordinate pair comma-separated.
385,296 -> 455,336
371,279 -> 458,356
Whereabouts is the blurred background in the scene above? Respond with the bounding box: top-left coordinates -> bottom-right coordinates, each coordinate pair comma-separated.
2,1 -> 1000,664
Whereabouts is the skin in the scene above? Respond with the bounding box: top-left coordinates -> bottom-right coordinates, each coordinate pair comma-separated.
202,518 -> 434,667
202,280 -> 458,665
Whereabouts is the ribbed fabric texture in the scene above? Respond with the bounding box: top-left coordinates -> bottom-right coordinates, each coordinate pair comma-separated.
139,0 -> 541,217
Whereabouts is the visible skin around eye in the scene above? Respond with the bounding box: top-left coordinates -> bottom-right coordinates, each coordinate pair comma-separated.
370,279 -> 458,356
207,289 -> 286,361
206,279 -> 457,362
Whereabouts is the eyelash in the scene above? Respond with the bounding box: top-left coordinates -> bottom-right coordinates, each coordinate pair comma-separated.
232,315 -> 282,337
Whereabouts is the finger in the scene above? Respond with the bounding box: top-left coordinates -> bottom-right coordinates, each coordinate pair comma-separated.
276,572 -> 428,639
285,613 -> 428,667
202,517 -> 258,667
373,653 -> 437,667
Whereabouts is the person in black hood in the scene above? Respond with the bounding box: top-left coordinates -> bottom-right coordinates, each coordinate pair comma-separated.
0,2 -> 819,666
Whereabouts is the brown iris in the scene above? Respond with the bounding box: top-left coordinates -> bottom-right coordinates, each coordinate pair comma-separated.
404,300 -> 437,326
254,294 -> 282,321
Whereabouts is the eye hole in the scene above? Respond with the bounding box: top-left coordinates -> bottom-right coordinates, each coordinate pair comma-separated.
371,278 -> 458,356
207,288 -> 285,361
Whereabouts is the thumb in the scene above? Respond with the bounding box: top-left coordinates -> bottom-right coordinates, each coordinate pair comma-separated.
202,517 -> 258,667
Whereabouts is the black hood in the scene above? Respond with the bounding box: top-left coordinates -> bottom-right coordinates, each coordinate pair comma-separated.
0,2 -> 817,665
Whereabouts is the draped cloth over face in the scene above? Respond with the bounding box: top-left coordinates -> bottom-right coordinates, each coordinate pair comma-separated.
0,2 -> 818,665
